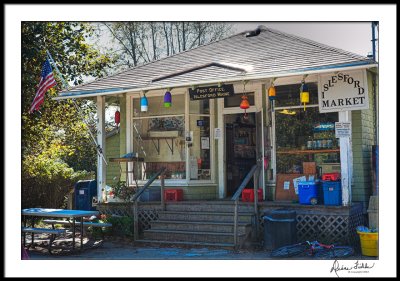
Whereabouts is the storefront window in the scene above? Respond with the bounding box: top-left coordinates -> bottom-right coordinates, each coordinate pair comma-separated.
275,83 -> 318,107
275,107 -> 339,174
132,93 -> 212,181
224,92 -> 254,108
273,82 -> 340,202
132,94 -> 185,180
189,116 -> 211,180
189,98 -> 211,180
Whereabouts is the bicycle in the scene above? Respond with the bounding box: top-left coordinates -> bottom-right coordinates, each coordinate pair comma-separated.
270,240 -> 354,259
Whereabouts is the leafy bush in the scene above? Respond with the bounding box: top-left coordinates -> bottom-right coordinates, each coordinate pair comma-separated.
22,153 -> 92,209
102,215 -> 134,237
111,180 -> 136,202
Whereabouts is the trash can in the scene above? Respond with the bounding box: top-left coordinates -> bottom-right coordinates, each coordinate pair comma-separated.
74,180 -> 97,210
263,209 -> 297,250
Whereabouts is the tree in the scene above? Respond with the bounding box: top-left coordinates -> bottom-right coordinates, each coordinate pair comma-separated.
21,22 -> 114,208
100,22 -> 234,71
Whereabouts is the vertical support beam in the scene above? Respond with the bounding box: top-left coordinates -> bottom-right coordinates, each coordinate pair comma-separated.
253,170 -> 258,213
161,174 -> 165,211
339,111 -> 353,206
97,96 -> 106,203
133,200 -> 138,241
253,166 -> 259,241
125,94 -> 133,184
217,99 -> 226,198
120,95 -> 127,156
185,89 -> 190,183
233,199 -> 238,249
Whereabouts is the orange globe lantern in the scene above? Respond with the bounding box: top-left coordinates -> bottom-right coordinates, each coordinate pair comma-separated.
240,95 -> 250,119
240,95 -> 250,110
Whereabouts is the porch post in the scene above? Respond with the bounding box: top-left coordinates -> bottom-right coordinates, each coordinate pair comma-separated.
97,96 -> 106,203
339,111 -> 353,206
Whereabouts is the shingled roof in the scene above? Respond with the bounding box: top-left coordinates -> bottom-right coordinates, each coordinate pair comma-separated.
57,25 -> 376,99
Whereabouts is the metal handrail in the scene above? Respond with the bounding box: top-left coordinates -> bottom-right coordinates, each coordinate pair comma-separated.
132,167 -> 166,241
231,163 -> 261,249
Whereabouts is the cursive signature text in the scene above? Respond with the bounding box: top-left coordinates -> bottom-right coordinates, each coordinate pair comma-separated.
330,260 -> 375,277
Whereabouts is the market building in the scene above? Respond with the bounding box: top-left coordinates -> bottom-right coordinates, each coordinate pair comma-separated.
56,26 -> 378,248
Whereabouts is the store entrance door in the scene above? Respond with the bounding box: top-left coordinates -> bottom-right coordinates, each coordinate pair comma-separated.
225,113 -> 257,197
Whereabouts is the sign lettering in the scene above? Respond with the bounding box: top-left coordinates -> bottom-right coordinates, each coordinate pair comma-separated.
189,84 -> 234,100
318,70 -> 369,113
335,122 -> 352,138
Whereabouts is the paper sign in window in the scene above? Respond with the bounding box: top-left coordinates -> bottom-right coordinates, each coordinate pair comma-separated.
283,181 -> 290,190
201,137 -> 209,149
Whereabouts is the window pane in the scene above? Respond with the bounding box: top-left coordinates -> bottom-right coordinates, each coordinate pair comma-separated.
275,83 -> 318,107
189,99 -> 210,114
189,116 -> 211,180
133,94 -> 185,117
132,94 -> 186,180
275,107 -> 339,174
224,92 -> 254,108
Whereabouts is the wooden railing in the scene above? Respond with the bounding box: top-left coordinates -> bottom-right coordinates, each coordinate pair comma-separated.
132,167 -> 166,241
231,163 -> 261,249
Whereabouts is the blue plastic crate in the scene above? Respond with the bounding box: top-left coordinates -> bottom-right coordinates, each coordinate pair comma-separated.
322,181 -> 342,206
298,181 -> 318,205
138,187 -> 161,202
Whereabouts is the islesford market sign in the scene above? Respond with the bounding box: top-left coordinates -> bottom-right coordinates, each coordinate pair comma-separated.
318,70 -> 369,113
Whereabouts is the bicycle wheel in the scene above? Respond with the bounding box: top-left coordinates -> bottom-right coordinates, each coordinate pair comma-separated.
270,244 -> 308,258
314,246 -> 354,259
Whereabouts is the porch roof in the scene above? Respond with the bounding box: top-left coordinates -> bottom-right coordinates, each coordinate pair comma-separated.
55,25 -> 377,100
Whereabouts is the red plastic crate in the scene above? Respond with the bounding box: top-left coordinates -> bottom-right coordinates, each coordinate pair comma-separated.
164,189 -> 183,201
241,189 -> 263,202
322,172 -> 341,181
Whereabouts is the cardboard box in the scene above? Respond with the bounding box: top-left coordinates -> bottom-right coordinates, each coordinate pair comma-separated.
275,174 -> 316,202
302,162 -> 316,174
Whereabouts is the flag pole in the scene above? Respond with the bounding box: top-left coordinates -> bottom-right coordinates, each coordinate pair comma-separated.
45,50 -> 108,165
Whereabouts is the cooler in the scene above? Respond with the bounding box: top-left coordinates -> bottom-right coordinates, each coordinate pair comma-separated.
298,181 -> 318,205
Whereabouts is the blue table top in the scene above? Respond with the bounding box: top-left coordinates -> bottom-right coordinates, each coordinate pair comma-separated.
22,208 -> 99,218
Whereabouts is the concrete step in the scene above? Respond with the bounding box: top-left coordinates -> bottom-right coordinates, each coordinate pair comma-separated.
142,229 -> 249,244
157,211 -> 254,223
150,220 -> 251,233
165,201 -> 256,213
135,239 -> 236,249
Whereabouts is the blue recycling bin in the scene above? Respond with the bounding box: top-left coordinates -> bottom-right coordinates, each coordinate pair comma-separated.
74,180 -> 97,210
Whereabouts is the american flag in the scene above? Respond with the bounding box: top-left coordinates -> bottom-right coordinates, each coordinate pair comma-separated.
29,59 -> 57,113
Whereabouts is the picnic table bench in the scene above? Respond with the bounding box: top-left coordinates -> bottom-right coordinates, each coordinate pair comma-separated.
21,227 -> 67,254
42,219 -> 112,239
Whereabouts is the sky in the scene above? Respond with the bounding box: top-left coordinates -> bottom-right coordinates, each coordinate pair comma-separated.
5,4 -> 397,278
234,22 -> 373,57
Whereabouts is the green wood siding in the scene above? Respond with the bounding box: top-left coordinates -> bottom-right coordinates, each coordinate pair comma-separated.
351,70 -> 377,205
106,133 -> 121,187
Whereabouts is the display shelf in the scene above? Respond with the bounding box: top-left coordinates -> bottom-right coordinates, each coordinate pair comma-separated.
109,157 -> 144,163
277,149 -> 340,154
141,136 -> 183,154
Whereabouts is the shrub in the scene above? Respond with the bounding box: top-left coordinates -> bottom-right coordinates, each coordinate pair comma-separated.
103,215 -> 134,237
22,154 -> 92,209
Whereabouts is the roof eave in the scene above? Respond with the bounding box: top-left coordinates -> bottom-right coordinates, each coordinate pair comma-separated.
53,61 -> 378,101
